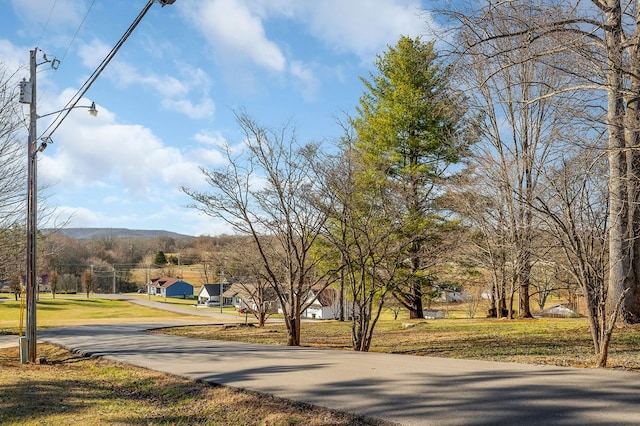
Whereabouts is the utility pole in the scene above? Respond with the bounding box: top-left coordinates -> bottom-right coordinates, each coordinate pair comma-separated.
25,48 -> 38,364
18,0 -> 177,364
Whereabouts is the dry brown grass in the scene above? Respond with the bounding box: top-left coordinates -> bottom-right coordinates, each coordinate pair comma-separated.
159,318 -> 640,371
0,344 -> 386,426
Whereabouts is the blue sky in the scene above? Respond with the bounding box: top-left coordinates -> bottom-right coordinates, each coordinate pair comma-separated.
2,0 -> 435,236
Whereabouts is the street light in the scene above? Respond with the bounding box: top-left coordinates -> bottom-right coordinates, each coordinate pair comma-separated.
37,102 -> 98,119
19,0 -> 176,364
36,103 -> 98,153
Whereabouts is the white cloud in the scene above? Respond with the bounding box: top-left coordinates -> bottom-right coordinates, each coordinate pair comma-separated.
38,96 -> 168,189
290,60 -> 319,102
0,40 -> 27,73
111,62 -> 188,97
298,0 -> 427,60
76,39 -> 215,119
193,130 -> 246,157
178,0 -> 432,102
36,90 -> 225,210
198,0 -> 430,60
11,0 -> 86,31
43,205 -> 101,229
181,0 -> 286,72
189,150 -> 227,172
162,97 -> 215,119
77,39 -> 112,69
194,131 -> 227,147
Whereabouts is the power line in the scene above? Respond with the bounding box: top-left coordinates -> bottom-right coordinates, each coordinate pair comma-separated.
36,0 -> 59,47
58,0 -> 97,64
39,0 -> 157,141
36,0 -> 96,102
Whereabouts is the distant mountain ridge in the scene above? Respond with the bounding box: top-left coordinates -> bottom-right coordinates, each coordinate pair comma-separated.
46,228 -> 194,240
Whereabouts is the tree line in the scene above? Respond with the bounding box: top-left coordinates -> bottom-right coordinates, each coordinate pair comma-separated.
182,1 -> 640,366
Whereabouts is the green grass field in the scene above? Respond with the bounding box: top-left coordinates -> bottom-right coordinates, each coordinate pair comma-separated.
0,293 -> 209,334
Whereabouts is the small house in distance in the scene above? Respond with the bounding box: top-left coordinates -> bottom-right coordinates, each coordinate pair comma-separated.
302,287 -> 339,320
197,283 -> 232,306
222,282 -> 279,312
148,277 -> 194,299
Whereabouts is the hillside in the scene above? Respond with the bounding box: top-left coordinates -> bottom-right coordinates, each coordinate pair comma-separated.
46,228 -> 194,240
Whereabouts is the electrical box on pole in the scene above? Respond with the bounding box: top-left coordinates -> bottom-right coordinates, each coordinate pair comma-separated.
18,78 -> 32,104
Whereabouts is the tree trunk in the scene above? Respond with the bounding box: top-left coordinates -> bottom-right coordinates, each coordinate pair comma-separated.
596,345 -> 609,368
286,316 -> 300,346
518,258 -> 533,318
623,11 -> 640,324
508,281 -> 516,319
339,262 -> 345,322
518,282 -> 532,318
408,282 -> 424,319
606,3 -> 637,324
625,129 -> 640,323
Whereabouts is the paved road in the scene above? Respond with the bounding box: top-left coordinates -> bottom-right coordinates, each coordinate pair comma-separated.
101,293 -> 251,320
37,322 -> 640,426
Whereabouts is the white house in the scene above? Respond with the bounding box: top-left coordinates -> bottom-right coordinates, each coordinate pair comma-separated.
197,283 -> 232,306
302,287 -> 339,320
222,282 -> 278,312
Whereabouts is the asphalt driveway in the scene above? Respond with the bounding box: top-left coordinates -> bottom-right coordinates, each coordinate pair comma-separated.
38,322 -> 640,426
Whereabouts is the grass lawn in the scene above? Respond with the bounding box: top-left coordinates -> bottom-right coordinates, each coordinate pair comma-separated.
0,344 -> 378,426
2,292 -> 639,424
0,294 -> 210,335
160,317 -> 640,372
0,293 -> 382,425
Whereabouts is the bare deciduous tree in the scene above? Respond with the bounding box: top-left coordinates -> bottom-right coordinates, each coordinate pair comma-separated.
441,0 -> 640,324
183,111 -> 332,346
315,141 -> 419,351
532,151 -> 620,366
449,3 -> 590,318
0,63 -> 27,291
49,270 -> 59,299
81,269 -> 94,299
225,237 -> 278,327
447,176 -> 513,318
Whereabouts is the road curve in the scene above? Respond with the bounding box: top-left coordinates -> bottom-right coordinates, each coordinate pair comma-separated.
39,322 -> 640,426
